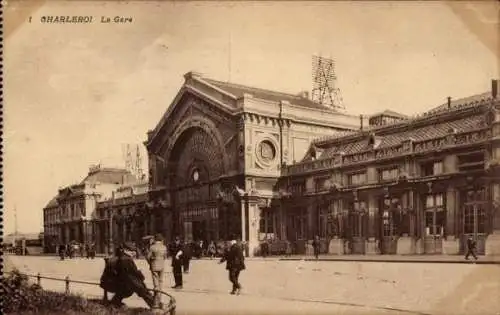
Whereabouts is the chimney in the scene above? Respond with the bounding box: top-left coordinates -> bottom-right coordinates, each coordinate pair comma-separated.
492,79 -> 499,99
447,97 -> 451,109
359,115 -> 364,130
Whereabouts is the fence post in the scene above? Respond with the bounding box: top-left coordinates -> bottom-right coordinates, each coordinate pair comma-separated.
37,273 -> 41,286
65,276 -> 70,295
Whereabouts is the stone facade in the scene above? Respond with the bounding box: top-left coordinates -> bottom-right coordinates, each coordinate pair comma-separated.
280,80 -> 500,256
94,182 -> 150,254
145,71 -> 360,256
42,165 -> 138,253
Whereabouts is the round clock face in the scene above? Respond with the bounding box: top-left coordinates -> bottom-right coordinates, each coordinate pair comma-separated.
192,169 -> 200,182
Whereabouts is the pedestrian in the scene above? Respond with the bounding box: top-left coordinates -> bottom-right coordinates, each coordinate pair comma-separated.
110,242 -> 155,308
170,237 -> 184,289
58,244 -> 65,260
182,240 -> 192,273
147,233 -> 168,309
312,235 -> 320,260
465,236 -> 478,261
100,248 -> 120,302
208,241 -> 216,259
219,239 -> 245,295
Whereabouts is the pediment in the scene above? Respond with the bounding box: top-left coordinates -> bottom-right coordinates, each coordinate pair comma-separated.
146,82 -> 238,153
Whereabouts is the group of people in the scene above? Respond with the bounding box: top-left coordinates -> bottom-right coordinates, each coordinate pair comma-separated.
58,242 -> 96,260
99,233 -> 246,310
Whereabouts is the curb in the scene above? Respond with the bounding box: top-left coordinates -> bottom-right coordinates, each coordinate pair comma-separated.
278,258 -> 500,265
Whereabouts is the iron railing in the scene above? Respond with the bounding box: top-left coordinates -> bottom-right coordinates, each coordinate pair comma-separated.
6,271 -> 176,314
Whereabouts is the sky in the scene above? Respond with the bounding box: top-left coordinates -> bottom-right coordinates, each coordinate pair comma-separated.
4,1 -> 499,235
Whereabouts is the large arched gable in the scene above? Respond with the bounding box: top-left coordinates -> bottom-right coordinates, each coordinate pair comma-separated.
161,115 -> 230,181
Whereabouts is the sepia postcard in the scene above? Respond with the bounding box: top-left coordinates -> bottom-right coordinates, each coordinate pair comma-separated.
3,1 -> 500,315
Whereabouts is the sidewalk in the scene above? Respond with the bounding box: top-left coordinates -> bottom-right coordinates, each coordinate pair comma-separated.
277,254 -> 500,264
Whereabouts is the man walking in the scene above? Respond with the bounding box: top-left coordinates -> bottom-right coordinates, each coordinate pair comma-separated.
170,237 -> 184,289
312,235 -> 321,260
465,236 -> 478,261
219,239 -> 245,295
147,233 -> 168,308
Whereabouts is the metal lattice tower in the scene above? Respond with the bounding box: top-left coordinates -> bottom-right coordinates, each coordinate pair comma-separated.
311,55 -> 344,110
135,144 -> 145,181
124,144 -> 133,174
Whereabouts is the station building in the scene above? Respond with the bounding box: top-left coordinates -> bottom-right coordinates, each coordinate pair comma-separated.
145,71 -> 360,254
280,81 -> 500,256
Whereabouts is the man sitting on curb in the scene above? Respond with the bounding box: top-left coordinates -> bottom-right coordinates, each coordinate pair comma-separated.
102,242 -> 155,309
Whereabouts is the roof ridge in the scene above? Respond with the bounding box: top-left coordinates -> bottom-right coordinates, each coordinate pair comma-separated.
204,78 -> 307,100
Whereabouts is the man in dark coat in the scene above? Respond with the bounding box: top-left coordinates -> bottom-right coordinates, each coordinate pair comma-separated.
170,237 -> 184,289
219,239 -> 245,295
465,236 -> 478,260
109,242 -> 155,308
312,235 -> 321,260
100,248 -> 120,302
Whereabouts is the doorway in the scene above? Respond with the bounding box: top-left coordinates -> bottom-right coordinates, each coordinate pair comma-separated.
463,202 -> 487,255
424,193 -> 445,254
192,220 -> 207,242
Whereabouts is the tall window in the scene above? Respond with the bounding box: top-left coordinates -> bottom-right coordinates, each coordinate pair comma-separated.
317,205 -> 329,238
421,160 -> 444,176
379,167 -> 399,182
424,193 -> 445,236
259,210 -> 274,234
351,201 -> 367,237
381,198 -> 399,237
348,172 -> 367,186
289,181 -> 305,195
462,188 -> 487,235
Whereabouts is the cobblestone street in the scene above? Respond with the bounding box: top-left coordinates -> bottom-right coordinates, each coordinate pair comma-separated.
6,255 -> 500,315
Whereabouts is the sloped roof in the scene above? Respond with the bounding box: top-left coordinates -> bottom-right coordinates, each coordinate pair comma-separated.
369,109 -> 409,119
80,168 -> 138,185
203,78 -> 335,111
425,92 -> 491,115
316,114 -> 485,160
44,196 -> 58,209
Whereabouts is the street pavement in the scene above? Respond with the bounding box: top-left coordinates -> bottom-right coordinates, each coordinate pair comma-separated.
5,254 -> 500,315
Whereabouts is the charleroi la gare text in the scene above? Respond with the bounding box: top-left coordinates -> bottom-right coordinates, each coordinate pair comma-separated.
33,16 -> 133,24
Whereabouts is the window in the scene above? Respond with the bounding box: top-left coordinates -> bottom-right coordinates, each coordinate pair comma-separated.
421,161 -> 444,176
317,206 -> 329,238
380,197 -> 399,237
259,210 -> 274,234
289,181 -> 305,195
348,172 -> 367,186
424,193 -> 445,236
351,201 -> 367,237
458,152 -> 484,172
315,177 -> 328,192
379,167 -> 398,182
462,188 -> 487,235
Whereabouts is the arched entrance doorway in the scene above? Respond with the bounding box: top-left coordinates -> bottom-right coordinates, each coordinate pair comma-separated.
167,125 -> 230,242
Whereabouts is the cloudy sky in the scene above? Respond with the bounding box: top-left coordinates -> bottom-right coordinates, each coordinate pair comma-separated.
4,1 -> 499,234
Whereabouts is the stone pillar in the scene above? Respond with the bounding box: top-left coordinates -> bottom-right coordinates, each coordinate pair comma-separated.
397,191 -> 416,255
246,197 -> 262,257
486,182 -> 500,256
443,187 -> 460,255
328,199 -> 344,255
365,195 -> 379,255
307,202 -> 315,239
240,201 -> 246,245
